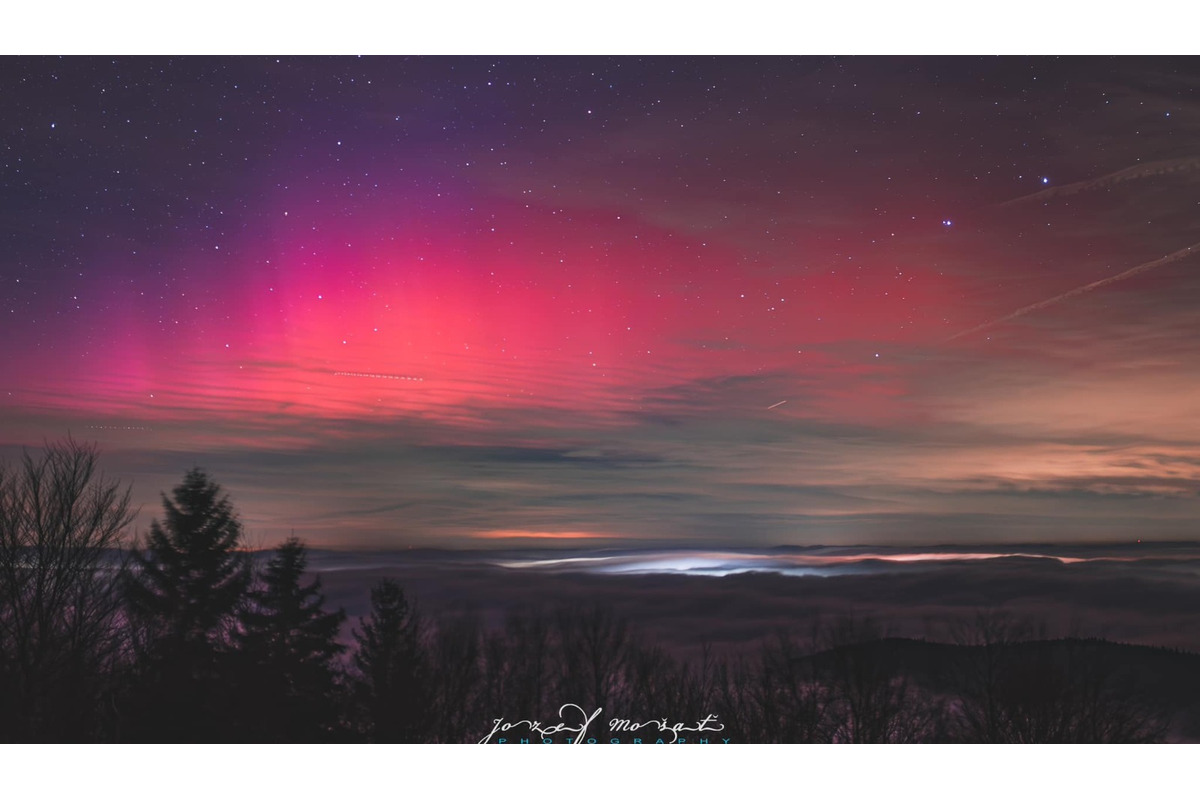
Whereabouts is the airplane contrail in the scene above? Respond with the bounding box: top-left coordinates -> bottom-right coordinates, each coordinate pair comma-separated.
333,371 -> 424,381
767,400 -> 787,410
86,425 -> 153,431
947,241 -> 1200,342
997,156 -> 1200,208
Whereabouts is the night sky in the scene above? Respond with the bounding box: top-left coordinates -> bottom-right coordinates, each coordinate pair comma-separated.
3,56 -> 1200,549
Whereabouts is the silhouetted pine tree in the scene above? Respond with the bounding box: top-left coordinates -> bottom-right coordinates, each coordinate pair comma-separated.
234,537 -> 346,741
121,468 -> 250,741
352,578 -> 427,742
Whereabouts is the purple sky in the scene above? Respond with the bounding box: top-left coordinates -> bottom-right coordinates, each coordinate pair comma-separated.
3,57 -> 1200,548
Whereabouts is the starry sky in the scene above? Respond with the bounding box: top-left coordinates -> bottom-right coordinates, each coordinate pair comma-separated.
3,56 -> 1200,549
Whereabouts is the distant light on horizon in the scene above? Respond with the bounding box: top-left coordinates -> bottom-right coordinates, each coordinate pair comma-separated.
488,548 -> 1152,578
472,530 -> 630,540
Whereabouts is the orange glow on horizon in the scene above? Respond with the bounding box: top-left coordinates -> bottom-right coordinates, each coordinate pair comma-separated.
471,530 -> 629,540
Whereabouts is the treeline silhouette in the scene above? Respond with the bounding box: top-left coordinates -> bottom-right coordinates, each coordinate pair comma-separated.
0,440 -> 1179,743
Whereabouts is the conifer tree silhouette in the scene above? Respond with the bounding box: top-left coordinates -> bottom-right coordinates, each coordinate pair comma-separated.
352,578 -> 427,742
122,468 -> 250,740
125,468 -> 249,647
235,537 -> 346,741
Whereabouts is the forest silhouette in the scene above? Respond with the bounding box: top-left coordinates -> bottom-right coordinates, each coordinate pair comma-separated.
0,439 -> 1187,743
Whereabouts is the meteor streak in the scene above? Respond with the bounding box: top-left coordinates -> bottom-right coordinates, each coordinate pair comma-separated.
766,400 -> 787,410
948,242 -> 1200,342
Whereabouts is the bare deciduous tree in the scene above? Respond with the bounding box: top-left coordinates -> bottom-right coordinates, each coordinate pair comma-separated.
820,616 -> 933,743
750,627 -> 831,743
426,611 -> 485,742
0,438 -> 134,741
481,607 -> 556,724
555,604 -> 630,713
946,609 -> 1166,743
